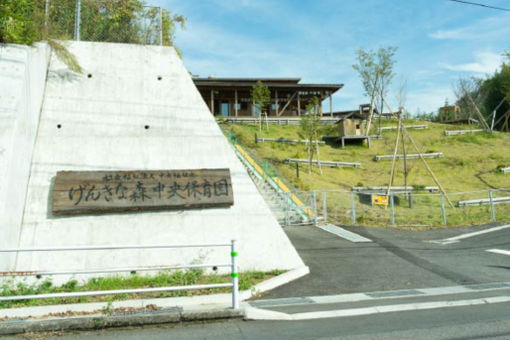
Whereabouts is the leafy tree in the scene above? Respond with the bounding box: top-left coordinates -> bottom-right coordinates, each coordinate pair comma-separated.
299,97 -> 322,174
0,0 -> 185,50
353,46 -> 397,133
251,80 -> 271,131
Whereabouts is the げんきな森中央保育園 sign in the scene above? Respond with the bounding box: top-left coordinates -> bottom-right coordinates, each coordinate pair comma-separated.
52,169 -> 233,215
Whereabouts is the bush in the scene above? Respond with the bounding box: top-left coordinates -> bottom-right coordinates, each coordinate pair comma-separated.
0,0 -> 39,44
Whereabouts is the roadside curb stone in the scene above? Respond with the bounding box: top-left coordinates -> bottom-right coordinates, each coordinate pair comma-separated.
0,308 -> 245,336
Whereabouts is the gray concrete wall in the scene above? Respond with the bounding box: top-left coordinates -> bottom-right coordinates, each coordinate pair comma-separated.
14,42 -> 303,283
0,43 -> 51,271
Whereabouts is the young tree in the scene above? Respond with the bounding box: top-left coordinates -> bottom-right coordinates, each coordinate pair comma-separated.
251,80 -> 271,131
299,97 -> 322,174
353,46 -> 397,134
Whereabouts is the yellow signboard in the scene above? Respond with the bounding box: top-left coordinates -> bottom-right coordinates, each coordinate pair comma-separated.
372,195 -> 389,206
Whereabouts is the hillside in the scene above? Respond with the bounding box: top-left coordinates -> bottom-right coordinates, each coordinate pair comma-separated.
221,119 -> 510,193
221,119 -> 510,228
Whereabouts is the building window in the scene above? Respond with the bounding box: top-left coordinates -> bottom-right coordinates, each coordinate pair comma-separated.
234,103 -> 241,110
271,103 -> 279,110
356,124 -> 361,129
241,102 -> 248,110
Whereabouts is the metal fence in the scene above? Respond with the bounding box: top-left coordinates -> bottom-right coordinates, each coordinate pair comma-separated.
282,188 -> 510,228
39,0 -> 164,45
0,241 -> 240,309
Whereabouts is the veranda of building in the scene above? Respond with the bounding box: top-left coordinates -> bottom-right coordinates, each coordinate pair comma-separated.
193,77 -> 343,117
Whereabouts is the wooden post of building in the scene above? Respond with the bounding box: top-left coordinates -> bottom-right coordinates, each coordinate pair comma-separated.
329,92 -> 332,116
210,90 -> 214,115
234,89 -> 238,117
318,91 -> 323,117
275,90 -> 279,116
297,91 -> 301,116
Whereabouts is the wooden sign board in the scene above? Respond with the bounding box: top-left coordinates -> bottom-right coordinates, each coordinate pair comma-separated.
372,194 -> 389,206
52,169 -> 233,216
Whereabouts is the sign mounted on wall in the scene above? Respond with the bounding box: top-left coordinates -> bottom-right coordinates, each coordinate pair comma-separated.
52,169 -> 233,216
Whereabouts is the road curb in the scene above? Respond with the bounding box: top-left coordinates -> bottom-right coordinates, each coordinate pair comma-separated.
0,307 -> 244,336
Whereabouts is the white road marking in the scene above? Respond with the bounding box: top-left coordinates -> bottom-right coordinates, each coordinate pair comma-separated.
249,282 -> 510,308
486,249 -> 510,256
318,224 -> 372,243
429,224 -> 510,245
289,296 -> 510,320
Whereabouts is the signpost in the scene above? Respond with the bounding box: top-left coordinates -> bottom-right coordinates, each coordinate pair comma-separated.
52,169 -> 233,216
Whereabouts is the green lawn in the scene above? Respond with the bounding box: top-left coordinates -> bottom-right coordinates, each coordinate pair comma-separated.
0,269 -> 284,309
222,119 -> 510,228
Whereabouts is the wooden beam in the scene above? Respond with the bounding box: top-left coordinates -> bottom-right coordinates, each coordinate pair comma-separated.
210,90 -> 214,115
329,91 -> 332,116
234,89 -> 238,117
297,92 -> 301,116
275,90 -> 279,116
277,91 -> 298,117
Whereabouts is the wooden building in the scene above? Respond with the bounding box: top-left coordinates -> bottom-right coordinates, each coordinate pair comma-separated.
338,117 -> 365,137
193,77 -> 343,117
438,105 -> 461,122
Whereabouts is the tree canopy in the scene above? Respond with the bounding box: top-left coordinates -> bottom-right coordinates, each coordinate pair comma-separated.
0,0 -> 185,54
453,50 -> 510,130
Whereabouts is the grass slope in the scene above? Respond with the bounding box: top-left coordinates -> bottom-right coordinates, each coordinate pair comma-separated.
222,119 -> 510,228
223,119 -> 510,192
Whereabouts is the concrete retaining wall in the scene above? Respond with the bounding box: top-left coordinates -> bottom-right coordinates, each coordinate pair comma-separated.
13,42 -> 304,283
0,43 -> 51,271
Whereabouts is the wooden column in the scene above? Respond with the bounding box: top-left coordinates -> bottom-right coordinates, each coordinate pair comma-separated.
275,90 -> 279,116
297,91 -> 301,116
329,91 -> 332,116
210,90 -> 214,115
235,89 -> 238,117
320,92 -> 323,117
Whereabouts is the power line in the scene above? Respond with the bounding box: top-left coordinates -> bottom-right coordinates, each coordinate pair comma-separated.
446,0 -> 510,11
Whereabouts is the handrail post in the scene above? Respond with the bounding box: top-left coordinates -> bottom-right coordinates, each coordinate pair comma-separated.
350,191 -> 356,224
312,191 -> 318,226
489,190 -> 496,222
74,0 -> 81,41
441,193 -> 447,226
390,194 -> 395,226
322,190 -> 327,225
231,240 -> 239,309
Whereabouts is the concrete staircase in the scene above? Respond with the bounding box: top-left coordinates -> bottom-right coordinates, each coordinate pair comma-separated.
248,172 -> 309,226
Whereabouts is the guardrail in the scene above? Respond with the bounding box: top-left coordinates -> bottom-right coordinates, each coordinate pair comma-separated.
374,152 -> 443,161
285,158 -> 361,168
0,241 -> 240,309
501,167 -> 510,174
292,188 -> 510,228
379,124 -> 428,132
256,137 -> 325,145
444,129 -> 486,136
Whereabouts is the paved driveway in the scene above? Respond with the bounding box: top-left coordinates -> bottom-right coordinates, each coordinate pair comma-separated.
258,223 -> 510,299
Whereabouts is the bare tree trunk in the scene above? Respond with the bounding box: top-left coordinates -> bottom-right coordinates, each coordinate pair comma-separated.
316,137 -> 322,175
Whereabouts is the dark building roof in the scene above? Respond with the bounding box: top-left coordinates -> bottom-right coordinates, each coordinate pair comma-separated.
193,77 -> 343,93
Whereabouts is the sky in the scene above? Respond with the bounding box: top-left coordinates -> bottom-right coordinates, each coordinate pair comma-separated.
155,0 -> 510,115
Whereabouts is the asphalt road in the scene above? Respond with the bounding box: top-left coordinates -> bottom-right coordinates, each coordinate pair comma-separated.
3,223 -> 509,339
257,223 -> 510,299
